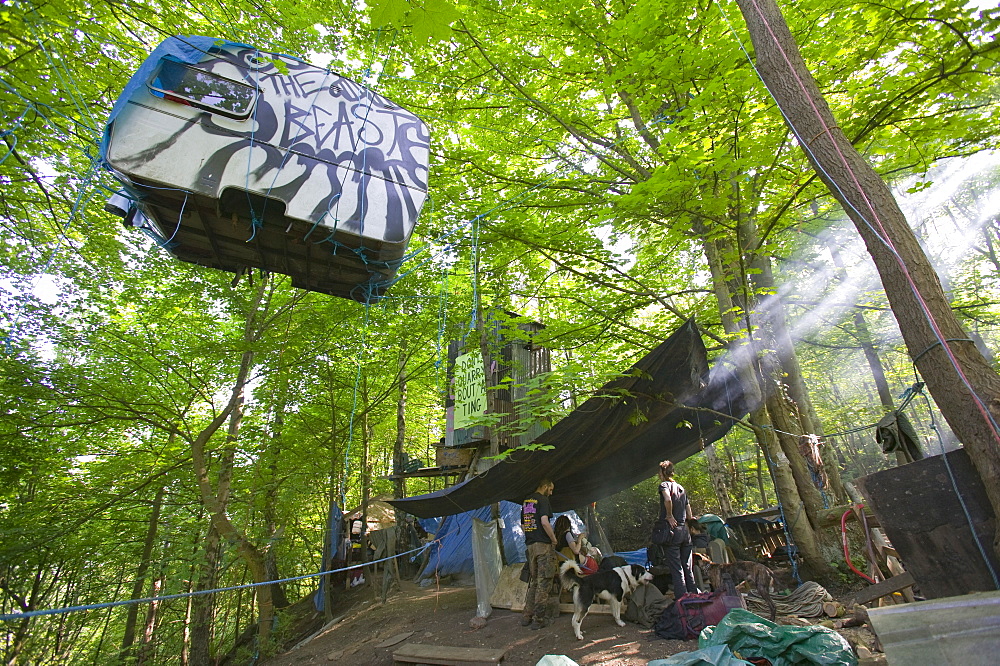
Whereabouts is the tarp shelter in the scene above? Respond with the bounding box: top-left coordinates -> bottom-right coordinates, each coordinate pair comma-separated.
414,505 -> 588,581
343,495 -> 398,533
415,501 -> 526,581
389,320 -> 758,518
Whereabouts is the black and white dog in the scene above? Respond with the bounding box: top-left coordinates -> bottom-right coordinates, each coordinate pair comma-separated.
559,560 -> 653,640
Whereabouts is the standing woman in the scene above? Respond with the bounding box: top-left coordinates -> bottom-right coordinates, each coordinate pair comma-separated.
658,460 -> 698,597
554,514 -> 582,563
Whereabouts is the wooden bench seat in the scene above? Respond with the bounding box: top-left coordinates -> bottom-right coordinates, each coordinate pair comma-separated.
392,642 -> 506,665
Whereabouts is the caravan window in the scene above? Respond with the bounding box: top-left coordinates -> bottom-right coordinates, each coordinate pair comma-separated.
147,58 -> 256,119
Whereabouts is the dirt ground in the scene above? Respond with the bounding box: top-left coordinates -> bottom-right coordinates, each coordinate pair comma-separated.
263,578 -> 881,666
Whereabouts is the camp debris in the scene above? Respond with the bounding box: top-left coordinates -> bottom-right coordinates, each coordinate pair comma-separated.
101,35 -> 430,301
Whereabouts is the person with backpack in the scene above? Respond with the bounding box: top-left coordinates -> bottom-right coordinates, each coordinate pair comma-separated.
656,460 -> 699,598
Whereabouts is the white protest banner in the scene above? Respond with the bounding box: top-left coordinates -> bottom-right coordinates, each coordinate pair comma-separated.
454,352 -> 487,429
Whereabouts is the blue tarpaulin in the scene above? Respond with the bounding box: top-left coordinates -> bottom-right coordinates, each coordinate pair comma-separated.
313,502 -> 344,611
415,505 -> 591,581
417,501 -> 525,580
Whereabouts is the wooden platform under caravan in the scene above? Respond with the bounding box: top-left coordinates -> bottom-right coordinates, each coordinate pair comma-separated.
101,36 -> 430,300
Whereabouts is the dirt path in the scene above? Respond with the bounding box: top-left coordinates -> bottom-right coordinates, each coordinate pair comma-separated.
264,581 -> 694,665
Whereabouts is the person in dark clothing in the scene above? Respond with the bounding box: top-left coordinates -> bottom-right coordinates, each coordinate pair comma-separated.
521,478 -> 558,630
688,518 -> 711,551
658,460 -> 698,597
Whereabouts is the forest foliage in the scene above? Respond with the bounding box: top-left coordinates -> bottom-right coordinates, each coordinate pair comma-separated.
1,0 -> 999,662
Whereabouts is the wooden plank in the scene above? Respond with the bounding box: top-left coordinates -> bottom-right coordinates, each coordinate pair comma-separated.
385,465 -> 467,480
871,528 -> 899,560
392,643 -> 506,665
814,504 -> 879,529
851,572 -> 915,607
489,563 -> 526,611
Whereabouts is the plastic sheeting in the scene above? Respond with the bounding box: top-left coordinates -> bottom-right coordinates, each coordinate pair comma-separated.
472,517 -> 502,617
390,321 -> 758,518
699,609 -> 857,666
313,502 -> 344,612
614,547 -> 650,567
101,35 -> 228,156
414,506 -> 591,584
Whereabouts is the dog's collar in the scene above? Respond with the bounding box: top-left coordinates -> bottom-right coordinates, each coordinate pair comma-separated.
613,566 -> 637,589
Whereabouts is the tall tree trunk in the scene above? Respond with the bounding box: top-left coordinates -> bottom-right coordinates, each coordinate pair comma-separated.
135,574 -> 163,666
764,388 -> 827,520
263,384 -> 290,610
737,0 -> 1000,558
740,201 -> 848,509
393,349 -> 411,576
393,350 -> 408,503
359,377 -> 372,582
121,483 -> 166,662
323,422 -> 340,621
1,562 -> 48,666
188,277 -> 275,647
701,227 -> 832,579
827,236 -> 897,412
828,236 -> 915,465
189,514 -> 224,662
748,408 -> 827,578
755,445 -> 769,506
703,442 -> 735,518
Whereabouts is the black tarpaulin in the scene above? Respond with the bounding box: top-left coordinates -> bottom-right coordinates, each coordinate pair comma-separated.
388,320 -> 759,518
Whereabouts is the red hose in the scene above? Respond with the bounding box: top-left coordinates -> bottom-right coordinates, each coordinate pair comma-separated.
841,506 -> 877,584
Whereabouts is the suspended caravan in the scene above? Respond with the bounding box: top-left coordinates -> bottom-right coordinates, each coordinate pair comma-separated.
101,36 -> 430,300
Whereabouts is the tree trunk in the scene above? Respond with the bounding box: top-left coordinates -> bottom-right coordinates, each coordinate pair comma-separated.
827,236 -> 897,412
323,435 -> 340,621
736,0 -> 1000,559
188,276 -> 275,647
263,385 -> 290,610
189,521 -> 223,663
1,562 -> 48,666
360,377 -> 372,584
829,236 -> 916,464
135,575 -> 163,666
764,388 -> 827,520
755,445 -> 769,506
749,409 -> 827,579
393,350 -> 408,503
740,200 -> 847,510
701,224 -> 833,579
704,442 -> 735,518
121,483 -> 166,662
393,350 -> 413,576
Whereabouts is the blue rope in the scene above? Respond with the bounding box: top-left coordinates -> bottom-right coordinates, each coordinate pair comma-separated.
758,441 -> 803,585
0,541 -> 434,623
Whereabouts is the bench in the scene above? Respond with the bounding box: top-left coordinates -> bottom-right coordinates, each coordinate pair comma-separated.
392,643 -> 506,665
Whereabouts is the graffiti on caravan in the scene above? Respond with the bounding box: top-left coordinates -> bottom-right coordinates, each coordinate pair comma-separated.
454,352 -> 487,430
251,55 -> 425,156
108,42 -> 430,244
193,49 -> 428,240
